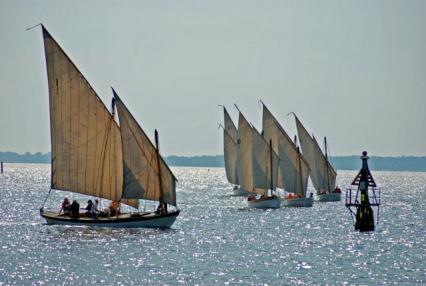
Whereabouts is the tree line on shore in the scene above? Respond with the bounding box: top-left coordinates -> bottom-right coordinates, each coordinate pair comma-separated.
1,152 -> 426,172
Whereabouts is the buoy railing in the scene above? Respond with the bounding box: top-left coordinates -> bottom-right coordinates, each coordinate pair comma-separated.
345,187 -> 381,206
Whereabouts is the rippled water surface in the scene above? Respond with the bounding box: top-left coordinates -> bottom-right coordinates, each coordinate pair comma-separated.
0,164 -> 425,285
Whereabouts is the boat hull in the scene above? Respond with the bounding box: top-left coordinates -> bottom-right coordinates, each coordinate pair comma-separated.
233,186 -> 252,196
40,210 -> 180,228
282,197 -> 313,207
247,196 -> 281,209
317,193 -> 341,202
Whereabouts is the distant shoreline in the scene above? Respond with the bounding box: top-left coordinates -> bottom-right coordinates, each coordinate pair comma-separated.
1,152 -> 426,172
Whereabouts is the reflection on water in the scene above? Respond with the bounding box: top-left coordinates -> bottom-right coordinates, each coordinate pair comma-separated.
50,225 -> 178,241
0,164 -> 425,285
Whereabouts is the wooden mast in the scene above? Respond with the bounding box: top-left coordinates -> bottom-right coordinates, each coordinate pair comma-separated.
324,136 -> 331,193
155,129 -> 165,212
269,139 -> 273,196
294,135 -> 304,197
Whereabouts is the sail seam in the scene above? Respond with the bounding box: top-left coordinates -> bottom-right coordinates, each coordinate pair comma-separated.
59,48 -> 64,189
84,80 -> 89,195
76,68 -> 80,193
95,117 -> 111,201
68,62 -> 72,192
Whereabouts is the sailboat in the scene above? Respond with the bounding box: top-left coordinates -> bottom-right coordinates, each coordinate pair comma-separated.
38,25 -> 179,228
236,106 -> 280,209
261,103 -> 313,207
293,114 -> 341,202
222,106 -> 251,196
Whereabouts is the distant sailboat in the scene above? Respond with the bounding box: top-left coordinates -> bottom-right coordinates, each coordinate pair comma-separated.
261,104 -> 313,207
38,25 -> 179,227
236,107 -> 280,209
294,114 -> 341,202
222,106 -> 251,196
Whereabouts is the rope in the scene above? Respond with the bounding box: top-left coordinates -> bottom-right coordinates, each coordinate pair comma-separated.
40,188 -> 53,212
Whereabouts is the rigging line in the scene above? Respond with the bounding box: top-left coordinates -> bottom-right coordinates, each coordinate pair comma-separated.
235,105 -> 255,129
25,23 -> 42,31
223,128 -> 238,145
220,120 -> 238,144
233,103 -> 241,113
40,188 -> 53,211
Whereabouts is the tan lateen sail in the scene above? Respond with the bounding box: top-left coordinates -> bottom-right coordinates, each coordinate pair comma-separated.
113,90 -> 177,206
42,26 -> 138,208
294,115 -> 337,194
262,105 -> 309,196
223,107 -> 239,185
251,126 -> 280,194
262,104 -> 283,188
237,111 -> 254,193
237,109 -> 279,195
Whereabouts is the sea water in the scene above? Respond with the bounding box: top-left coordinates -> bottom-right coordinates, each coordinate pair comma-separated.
0,163 -> 424,285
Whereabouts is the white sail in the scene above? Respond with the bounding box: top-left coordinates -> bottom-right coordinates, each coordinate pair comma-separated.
295,116 -> 337,193
237,110 -> 279,196
251,126 -> 280,192
237,112 -> 254,193
262,105 -> 283,188
42,27 -> 138,208
262,105 -> 309,196
223,107 -> 239,185
113,90 -> 177,206
276,127 -> 310,196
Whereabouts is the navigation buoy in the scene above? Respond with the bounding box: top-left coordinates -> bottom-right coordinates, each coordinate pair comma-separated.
345,151 -> 381,232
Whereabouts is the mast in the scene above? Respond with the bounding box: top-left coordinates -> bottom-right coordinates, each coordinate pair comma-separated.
293,135 -> 298,194
155,129 -> 164,208
294,135 -> 304,197
269,139 -> 273,196
297,147 -> 304,197
324,136 -> 331,193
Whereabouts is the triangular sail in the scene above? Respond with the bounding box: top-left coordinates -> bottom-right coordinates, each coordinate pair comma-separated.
113,90 -> 177,206
223,107 -> 239,185
262,105 -> 309,196
295,115 -> 337,193
237,110 -> 279,195
276,130 -> 310,196
237,112 -> 254,193
42,26 -> 138,208
262,105 -> 283,188
251,126 -> 280,193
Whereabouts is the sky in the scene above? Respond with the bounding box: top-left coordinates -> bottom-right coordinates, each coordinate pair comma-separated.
0,0 -> 425,156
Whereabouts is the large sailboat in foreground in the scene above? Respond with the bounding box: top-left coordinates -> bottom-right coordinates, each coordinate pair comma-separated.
39,26 -> 179,227
236,107 -> 280,209
261,103 -> 313,207
294,114 -> 341,202
222,106 -> 251,196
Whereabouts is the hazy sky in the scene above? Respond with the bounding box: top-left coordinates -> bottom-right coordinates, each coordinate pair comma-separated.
0,0 -> 425,156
